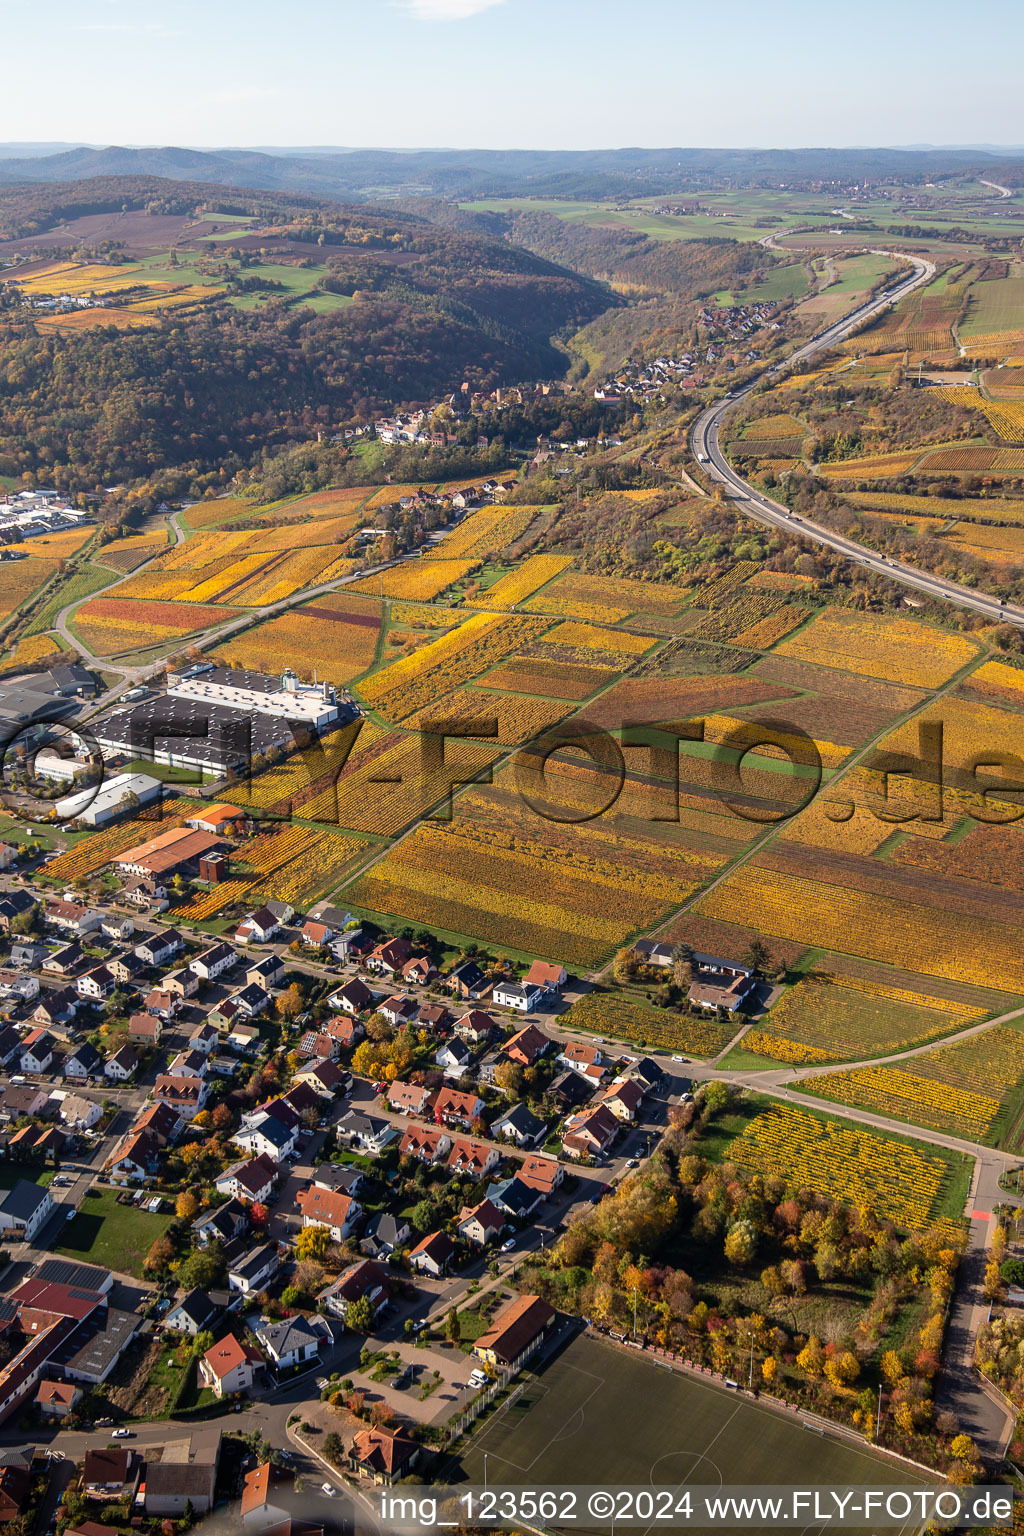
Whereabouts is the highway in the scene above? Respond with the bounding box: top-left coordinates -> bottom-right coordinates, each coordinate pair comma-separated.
690,251 -> 1024,631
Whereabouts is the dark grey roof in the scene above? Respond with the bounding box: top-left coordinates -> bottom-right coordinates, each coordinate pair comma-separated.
0,1179 -> 49,1221
34,1257 -> 111,1291
56,1306 -> 140,1382
494,1102 -> 545,1138
255,1313 -> 321,1356
229,1243 -> 279,1283
170,1288 -> 217,1330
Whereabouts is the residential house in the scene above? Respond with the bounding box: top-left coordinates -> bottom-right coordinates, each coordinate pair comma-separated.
0,1464 -> 29,1521
127,1013 -> 162,1046
446,1136 -> 500,1180
36,1378 -> 83,1418
387,1080 -> 434,1117
488,1175 -> 543,1222
189,1022 -> 219,1056
164,1289 -> 218,1337
299,920 -> 333,951
144,1428 -> 221,1516
228,1244 -> 280,1297
215,1153 -> 278,1205
167,1049 -> 208,1080
227,1023 -> 261,1053
491,1102 -> 546,1148
329,978 -> 374,1015
320,1014 -> 363,1049
199,1333 -> 263,1397
492,980 -> 542,1013
685,954 -> 757,1013
143,990 -> 178,1020
599,1077 -> 644,1123
473,1293 -> 555,1370
75,967 -> 115,1004
318,1260 -> 388,1322
234,907 -> 281,945
364,937 -> 412,977
331,927 -> 369,963
133,930 -> 184,968
106,1128 -> 159,1184
518,1153 -> 564,1200
2,1083 -> 50,1118
447,960 -> 489,1001
59,1093 -> 103,1131
337,1109 -> 398,1156
401,955 -> 436,986
240,1463 -> 293,1529
0,1180 -> 53,1241
295,1186 -> 361,1242
311,1163 -> 365,1199
100,915 -> 134,942
557,1040 -> 606,1081
32,989 -> 78,1028
246,955 -> 284,991
154,1074 -> 207,1119
9,941 -> 45,971
347,1428 -> 420,1487
562,1103 -> 619,1161
234,1111 -> 296,1164
105,952 -> 143,988
622,1055 -> 664,1094
194,1198 -> 249,1249
399,1125 -> 451,1165
524,961 -> 567,997
43,900 -> 102,937
435,1038 -> 471,1079
42,942 -> 83,976
416,1001 -> 452,1032
547,1069 -> 594,1113
0,1028 -> 21,1068
504,1024 -> 554,1068
19,1028 -> 54,1074
252,1315 -> 323,1371
432,1085 -> 484,1130
378,994 -> 418,1028
454,1010 -> 495,1046
63,1041 -> 104,1080
164,966 -> 199,1000
189,943 -> 237,982
293,1059 -> 347,1101
408,1230 -> 455,1278
361,1212 -> 410,1260
457,1198 -> 504,1247
122,876 -> 168,912
82,1448 -> 138,1500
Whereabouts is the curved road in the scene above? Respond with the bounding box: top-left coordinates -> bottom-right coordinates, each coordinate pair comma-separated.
690,251 -> 1024,631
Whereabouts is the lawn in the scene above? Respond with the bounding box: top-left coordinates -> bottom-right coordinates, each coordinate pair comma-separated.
449,1332 -> 933,1523
57,1187 -> 174,1279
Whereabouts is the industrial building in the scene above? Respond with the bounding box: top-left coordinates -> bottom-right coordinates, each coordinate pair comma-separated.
93,666 -> 356,776
55,772 -> 163,828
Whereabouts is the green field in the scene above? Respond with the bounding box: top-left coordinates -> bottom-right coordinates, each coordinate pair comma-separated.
57,1187 -> 173,1279
451,1333 -> 931,1534
960,265 -> 1024,338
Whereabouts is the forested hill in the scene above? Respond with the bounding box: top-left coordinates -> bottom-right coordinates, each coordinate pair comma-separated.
0,144 -> 1022,200
0,178 -> 611,497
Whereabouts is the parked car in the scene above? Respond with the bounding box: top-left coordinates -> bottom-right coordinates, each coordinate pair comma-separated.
321,1484 -> 337,1498
501,1238 -> 515,1252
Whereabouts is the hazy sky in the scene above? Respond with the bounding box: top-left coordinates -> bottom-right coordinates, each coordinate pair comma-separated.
3,0 -> 1022,151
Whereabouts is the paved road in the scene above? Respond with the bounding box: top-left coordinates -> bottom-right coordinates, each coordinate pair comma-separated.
690,252 -> 1024,632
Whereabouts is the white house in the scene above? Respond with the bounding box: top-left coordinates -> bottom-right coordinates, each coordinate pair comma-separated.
493,980 -> 543,1013
252,1314 -> 323,1371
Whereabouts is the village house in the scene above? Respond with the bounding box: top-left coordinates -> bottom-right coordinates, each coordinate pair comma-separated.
557,1040 -> 607,1082
491,1102 -> 546,1148
524,960 -> 567,996
228,1244 -> 280,1297
329,977 -> 374,1015
134,930 -> 184,968
446,959 -> 490,1001
103,1046 -> 138,1083
562,1102 -> 619,1160
378,994 -> 418,1028
599,1077 -> 645,1123
432,1085 -> 484,1130
436,1037 -> 472,1079
164,1289 -> 218,1337
454,1009 -> 496,1045
408,1230 -> 455,1277
300,919 -> 333,950
399,1124 -> 451,1165
215,1153 -> 278,1205
128,1013 -> 163,1046
246,954 -> 284,991
252,1314 -> 323,1372
295,1185 -> 362,1242
199,1334 -> 263,1398
504,1023 -> 554,1068
446,1136 -> 501,1180
364,937 -> 412,976
387,1080 -> 434,1116
457,1197 -> 504,1247
319,1260 -> 389,1322
153,1074 -> 207,1120
235,906 -> 281,945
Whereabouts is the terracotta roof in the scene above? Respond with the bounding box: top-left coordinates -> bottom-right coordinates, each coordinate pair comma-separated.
474,1293 -> 555,1364
350,1427 -> 418,1478
296,1186 -> 355,1229
202,1332 -> 260,1380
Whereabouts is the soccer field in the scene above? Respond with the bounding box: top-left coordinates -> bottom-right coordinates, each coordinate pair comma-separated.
454,1333 -> 932,1535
